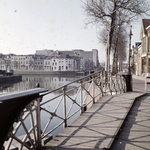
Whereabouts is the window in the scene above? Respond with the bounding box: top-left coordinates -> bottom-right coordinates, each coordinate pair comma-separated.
142,37 -> 146,53
59,66 -> 61,71
139,53 -> 140,58
148,36 -> 150,52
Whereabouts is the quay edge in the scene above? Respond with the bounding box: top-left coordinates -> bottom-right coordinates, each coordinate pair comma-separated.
14,70 -> 89,76
0,75 -> 22,83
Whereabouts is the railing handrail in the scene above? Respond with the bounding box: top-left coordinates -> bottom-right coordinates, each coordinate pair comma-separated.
40,70 -> 124,96
0,88 -> 48,149
40,71 -> 102,96
2,71 -> 127,150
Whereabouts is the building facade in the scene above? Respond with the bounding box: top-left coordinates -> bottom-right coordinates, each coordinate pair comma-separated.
140,19 -> 150,76
0,49 -> 99,72
132,19 -> 150,77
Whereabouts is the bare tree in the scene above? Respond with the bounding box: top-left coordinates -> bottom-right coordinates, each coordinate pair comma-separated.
98,23 -> 128,74
112,25 -> 128,73
83,0 -> 150,71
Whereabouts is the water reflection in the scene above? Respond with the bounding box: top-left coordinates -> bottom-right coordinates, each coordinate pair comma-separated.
0,75 -> 81,93
0,75 -> 82,138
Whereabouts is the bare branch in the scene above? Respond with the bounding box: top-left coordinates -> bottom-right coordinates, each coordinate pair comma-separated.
83,0 -> 150,71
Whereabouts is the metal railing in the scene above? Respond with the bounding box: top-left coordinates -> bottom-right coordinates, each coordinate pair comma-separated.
2,71 -> 127,150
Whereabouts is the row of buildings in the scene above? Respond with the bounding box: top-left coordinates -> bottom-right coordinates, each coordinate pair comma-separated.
0,49 -> 100,72
131,19 -> 150,77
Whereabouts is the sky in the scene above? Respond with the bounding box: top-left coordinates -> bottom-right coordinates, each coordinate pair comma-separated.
0,0 -> 143,62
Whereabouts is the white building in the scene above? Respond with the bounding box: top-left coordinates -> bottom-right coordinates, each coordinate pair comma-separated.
11,55 -> 35,71
133,19 -> 150,77
0,49 -> 99,72
44,53 -> 74,71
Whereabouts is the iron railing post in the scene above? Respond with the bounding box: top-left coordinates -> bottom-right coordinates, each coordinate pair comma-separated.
63,86 -> 67,128
115,73 -> 118,94
110,72 -> 112,95
104,71 -> 107,95
80,80 -> 84,114
101,71 -> 104,96
35,97 -> 42,148
92,75 -> 95,103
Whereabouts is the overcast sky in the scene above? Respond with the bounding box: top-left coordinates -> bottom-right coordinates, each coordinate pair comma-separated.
0,0 -> 142,62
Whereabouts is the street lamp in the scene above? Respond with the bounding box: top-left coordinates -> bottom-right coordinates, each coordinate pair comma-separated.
128,25 -> 133,74
125,25 -> 133,92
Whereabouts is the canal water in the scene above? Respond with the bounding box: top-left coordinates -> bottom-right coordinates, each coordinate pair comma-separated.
0,74 -> 83,138
0,74 -> 82,93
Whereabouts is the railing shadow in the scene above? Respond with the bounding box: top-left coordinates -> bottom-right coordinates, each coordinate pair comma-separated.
1,70 -> 127,150
111,93 -> 150,150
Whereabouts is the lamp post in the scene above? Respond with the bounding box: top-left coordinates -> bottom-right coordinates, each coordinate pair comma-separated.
123,25 -> 133,92
128,25 -> 133,74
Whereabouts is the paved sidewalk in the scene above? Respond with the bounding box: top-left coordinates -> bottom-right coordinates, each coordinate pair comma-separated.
132,75 -> 146,92
132,75 -> 145,81
110,75 -> 150,150
40,75 -> 148,150
41,93 -> 145,150
111,93 -> 150,150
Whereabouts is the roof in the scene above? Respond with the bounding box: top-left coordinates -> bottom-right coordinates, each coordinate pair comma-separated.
142,19 -> 150,34
45,56 -> 53,60
59,53 -> 73,59
135,42 -> 141,48
140,19 -> 150,39
34,54 -> 45,60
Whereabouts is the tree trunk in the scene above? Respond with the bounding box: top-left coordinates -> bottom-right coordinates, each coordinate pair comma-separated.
105,45 -> 109,71
118,60 -> 122,71
111,49 -> 116,74
116,50 -> 118,73
111,34 -> 118,74
105,2 -> 116,71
